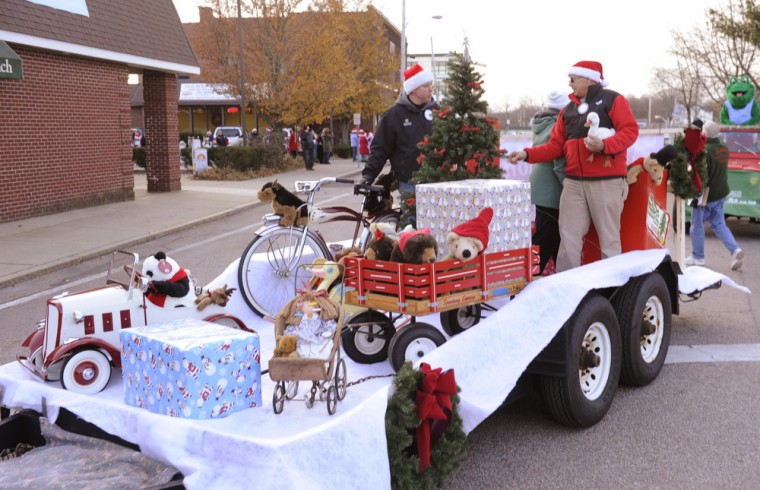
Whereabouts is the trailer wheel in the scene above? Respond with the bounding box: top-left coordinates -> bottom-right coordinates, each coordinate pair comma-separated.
387,322 -> 447,372
612,272 -> 672,387
440,304 -> 482,336
342,311 -> 395,364
540,293 -> 621,428
61,350 -> 112,395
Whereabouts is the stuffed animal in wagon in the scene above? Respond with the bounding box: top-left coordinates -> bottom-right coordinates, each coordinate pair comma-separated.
258,181 -> 309,227
446,207 -> 494,262
364,222 -> 399,261
141,251 -> 197,308
195,284 -> 236,311
627,144 -> 678,186
389,227 -> 438,264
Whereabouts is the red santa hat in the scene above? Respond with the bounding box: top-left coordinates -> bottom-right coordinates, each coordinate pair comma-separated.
451,208 -> 494,249
568,60 -> 609,87
403,64 -> 434,95
359,129 -> 366,136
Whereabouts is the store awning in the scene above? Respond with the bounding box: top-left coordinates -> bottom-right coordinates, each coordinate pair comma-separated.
0,40 -> 22,79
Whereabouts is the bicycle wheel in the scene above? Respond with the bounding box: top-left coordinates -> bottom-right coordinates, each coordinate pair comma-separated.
238,227 -> 330,318
358,213 -> 399,252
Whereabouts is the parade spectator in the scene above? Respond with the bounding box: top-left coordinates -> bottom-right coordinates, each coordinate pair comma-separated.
215,129 -> 229,147
358,129 -> 369,162
250,128 -> 259,141
300,125 -> 315,171
350,128 -> 359,161
320,127 -> 333,164
361,63 -> 437,192
288,126 -> 300,158
311,127 -> 319,164
530,89 -> 570,275
508,60 -> 639,272
686,121 -> 744,270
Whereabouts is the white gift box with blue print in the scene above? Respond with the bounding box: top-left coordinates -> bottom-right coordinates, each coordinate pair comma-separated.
415,179 -> 532,256
120,319 -> 261,419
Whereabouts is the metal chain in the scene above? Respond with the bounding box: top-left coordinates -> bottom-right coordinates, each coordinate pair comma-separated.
345,373 -> 396,388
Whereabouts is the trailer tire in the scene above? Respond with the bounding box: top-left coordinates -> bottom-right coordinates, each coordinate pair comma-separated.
388,322 -> 446,372
540,293 -> 621,428
342,311 -> 395,364
611,272 -> 672,387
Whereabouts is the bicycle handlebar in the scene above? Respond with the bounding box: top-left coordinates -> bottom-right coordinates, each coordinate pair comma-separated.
353,183 -> 386,195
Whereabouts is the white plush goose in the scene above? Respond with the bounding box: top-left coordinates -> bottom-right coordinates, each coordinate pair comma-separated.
584,112 -> 615,164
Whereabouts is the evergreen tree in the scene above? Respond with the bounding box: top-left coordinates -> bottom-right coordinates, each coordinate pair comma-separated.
401,54 -> 504,225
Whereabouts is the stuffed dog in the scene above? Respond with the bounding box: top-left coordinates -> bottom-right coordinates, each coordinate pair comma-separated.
258,181 -> 309,227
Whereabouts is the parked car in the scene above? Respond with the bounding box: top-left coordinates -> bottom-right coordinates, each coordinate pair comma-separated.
213,126 -> 244,147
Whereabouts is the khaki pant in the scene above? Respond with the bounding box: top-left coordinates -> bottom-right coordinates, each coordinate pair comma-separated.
556,177 -> 628,272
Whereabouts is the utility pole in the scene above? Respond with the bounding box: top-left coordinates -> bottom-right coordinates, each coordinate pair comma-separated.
400,0 -> 406,83
237,0 -> 247,142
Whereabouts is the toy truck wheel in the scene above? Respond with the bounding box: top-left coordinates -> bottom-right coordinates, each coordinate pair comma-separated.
60,350 -> 112,395
611,272 -> 672,387
387,322 -> 447,372
539,293 -> 621,428
440,304 -> 482,336
335,357 -> 347,401
273,382 -> 286,414
342,311 -> 395,364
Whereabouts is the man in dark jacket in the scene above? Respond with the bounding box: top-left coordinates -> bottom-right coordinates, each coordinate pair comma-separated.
685,121 -> 744,270
361,64 -> 437,192
508,60 -> 639,271
300,125 -> 315,170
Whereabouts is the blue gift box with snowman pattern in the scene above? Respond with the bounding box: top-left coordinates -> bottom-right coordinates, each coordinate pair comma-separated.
120,319 -> 261,419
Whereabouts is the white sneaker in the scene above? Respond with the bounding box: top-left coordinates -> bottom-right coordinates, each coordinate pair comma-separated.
731,249 -> 744,271
684,256 -> 705,267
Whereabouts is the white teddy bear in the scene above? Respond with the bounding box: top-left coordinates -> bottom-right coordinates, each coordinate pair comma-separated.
445,208 -> 494,262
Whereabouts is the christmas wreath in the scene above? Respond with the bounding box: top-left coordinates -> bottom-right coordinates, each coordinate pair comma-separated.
668,130 -> 708,200
386,362 -> 466,489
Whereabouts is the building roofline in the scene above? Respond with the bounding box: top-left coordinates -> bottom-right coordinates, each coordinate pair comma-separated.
2,30 -> 200,75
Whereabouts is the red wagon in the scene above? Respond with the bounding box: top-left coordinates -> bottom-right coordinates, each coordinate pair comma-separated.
340,247 -> 539,370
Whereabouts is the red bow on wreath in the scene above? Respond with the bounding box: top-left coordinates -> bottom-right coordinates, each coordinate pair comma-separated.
415,363 -> 457,473
683,127 -> 705,193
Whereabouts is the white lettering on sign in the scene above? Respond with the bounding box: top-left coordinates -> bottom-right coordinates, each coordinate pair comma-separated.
0,60 -> 11,74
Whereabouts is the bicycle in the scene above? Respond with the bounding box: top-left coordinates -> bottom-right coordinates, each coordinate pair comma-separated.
237,177 -> 399,319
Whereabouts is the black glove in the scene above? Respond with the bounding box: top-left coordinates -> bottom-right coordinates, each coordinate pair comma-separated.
360,176 -> 374,186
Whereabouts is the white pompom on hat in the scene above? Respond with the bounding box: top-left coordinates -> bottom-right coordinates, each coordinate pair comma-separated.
568,60 -> 608,87
547,90 -> 570,110
403,64 -> 434,95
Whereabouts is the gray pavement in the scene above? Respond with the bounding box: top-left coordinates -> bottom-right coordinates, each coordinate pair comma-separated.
0,157 -> 362,288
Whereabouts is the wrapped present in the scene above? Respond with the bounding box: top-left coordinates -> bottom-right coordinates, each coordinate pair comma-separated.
415,179 -> 532,256
120,319 -> 261,419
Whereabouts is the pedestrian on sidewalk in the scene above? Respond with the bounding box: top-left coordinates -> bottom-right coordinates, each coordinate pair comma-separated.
320,127 -> 333,164
288,126 -> 300,158
686,120 -> 744,270
300,125 -> 315,171
358,129 -> 369,162
350,128 -> 359,161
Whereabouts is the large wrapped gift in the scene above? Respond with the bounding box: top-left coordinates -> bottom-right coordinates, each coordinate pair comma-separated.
120,319 -> 261,419
415,179 -> 532,256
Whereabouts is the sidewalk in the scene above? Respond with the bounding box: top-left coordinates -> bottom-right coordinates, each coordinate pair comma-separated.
0,157 -> 363,288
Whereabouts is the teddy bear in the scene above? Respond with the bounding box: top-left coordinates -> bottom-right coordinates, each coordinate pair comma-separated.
364,222 -> 399,261
446,208 -> 494,262
258,181 -> 309,227
273,335 -> 299,358
627,145 -> 678,186
389,227 -> 438,264
141,251 -> 197,308
195,284 -> 236,311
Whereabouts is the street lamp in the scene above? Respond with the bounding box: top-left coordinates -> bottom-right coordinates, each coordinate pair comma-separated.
654,115 -> 665,134
430,15 -> 442,100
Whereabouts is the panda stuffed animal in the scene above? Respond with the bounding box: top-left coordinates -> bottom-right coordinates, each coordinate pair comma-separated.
141,251 -> 197,308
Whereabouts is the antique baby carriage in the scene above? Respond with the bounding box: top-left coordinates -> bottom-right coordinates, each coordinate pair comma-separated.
269,288 -> 347,415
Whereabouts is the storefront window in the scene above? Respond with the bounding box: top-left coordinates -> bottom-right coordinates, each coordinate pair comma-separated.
225,106 -> 241,127
191,106 -> 207,135
178,107 -> 190,134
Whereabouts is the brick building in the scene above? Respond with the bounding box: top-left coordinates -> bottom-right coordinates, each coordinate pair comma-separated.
0,0 -> 199,223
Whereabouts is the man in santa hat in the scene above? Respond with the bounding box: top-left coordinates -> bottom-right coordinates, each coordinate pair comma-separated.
507,60 -> 639,272
361,63 -> 438,195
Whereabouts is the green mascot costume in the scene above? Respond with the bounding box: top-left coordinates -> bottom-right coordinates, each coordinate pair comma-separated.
720,75 -> 760,126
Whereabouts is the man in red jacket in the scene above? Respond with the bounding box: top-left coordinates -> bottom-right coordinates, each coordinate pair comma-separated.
508,60 -> 639,271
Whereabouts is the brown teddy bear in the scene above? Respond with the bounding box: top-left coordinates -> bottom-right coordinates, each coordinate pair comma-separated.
446,208 -> 494,262
258,181 -> 309,227
273,335 -> 299,358
364,222 -> 398,261
389,227 -> 438,264
195,284 -> 236,311
627,145 -> 678,186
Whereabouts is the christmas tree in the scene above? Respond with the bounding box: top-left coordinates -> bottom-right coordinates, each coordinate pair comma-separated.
401,53 -> 504,225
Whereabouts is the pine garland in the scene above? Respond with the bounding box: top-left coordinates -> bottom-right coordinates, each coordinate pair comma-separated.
668,132 -> 708,199
386,362 -> 466,490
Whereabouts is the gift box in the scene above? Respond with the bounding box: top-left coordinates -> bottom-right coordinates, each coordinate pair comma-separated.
120,319 -> 261,419
415,179 -> 532,256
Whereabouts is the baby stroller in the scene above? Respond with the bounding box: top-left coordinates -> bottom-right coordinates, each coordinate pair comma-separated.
269,288 -> 347,415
